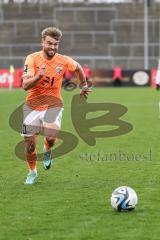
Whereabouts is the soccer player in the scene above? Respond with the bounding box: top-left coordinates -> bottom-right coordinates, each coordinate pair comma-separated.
22,27 -> 90,184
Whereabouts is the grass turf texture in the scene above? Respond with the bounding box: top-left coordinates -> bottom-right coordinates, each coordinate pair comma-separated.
0,87 -> 159,240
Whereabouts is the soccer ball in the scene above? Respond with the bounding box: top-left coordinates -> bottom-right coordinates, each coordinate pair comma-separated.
111,186 -> 138,212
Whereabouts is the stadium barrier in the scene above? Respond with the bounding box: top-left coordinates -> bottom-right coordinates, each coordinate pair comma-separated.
0,68 -> 153,89
92,69 -> 151,87
0,68 -> 22,88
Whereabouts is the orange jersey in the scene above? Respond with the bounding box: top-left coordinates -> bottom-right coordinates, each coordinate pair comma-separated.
23,51 -> 77,110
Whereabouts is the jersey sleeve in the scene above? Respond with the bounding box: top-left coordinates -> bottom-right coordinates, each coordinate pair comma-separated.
66,56 -> 78,72
23,55 -> 35,77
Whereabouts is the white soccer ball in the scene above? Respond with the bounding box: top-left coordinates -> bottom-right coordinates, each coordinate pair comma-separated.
111,186 -> 138,212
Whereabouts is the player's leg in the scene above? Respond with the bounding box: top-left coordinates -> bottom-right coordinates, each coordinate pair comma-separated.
43,107 -> 63,170
25,136 -> 37,171
24,136 -> 38,184
22,103 -> 41,184
43,135 -> 58,170
43,123 -> 59,170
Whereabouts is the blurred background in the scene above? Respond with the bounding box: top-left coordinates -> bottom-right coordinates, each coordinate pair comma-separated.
0,0 -> 159,88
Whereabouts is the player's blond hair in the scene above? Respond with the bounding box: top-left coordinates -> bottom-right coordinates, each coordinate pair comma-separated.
41,27 -> 62,41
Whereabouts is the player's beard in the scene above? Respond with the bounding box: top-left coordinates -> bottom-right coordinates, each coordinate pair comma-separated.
44,48 -> 57,59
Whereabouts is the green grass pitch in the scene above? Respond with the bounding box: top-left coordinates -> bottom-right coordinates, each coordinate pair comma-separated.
0,87 -> 160,240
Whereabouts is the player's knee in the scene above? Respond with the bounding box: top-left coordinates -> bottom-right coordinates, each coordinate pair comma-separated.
26,140 -> 36,154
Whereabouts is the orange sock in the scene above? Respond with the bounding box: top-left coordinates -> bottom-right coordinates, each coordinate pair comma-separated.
26,149 -> 37,171
44,138 -> 57,151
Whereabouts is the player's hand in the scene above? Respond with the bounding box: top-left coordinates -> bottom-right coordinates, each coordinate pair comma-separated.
38,65 -> 46,79
80,83 -> 92,99
156,84 -> 160,90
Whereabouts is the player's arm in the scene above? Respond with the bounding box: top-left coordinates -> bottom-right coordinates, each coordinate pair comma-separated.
22,55 -> 46,91
22,66 -> 45,91
74,63 -> 91,98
